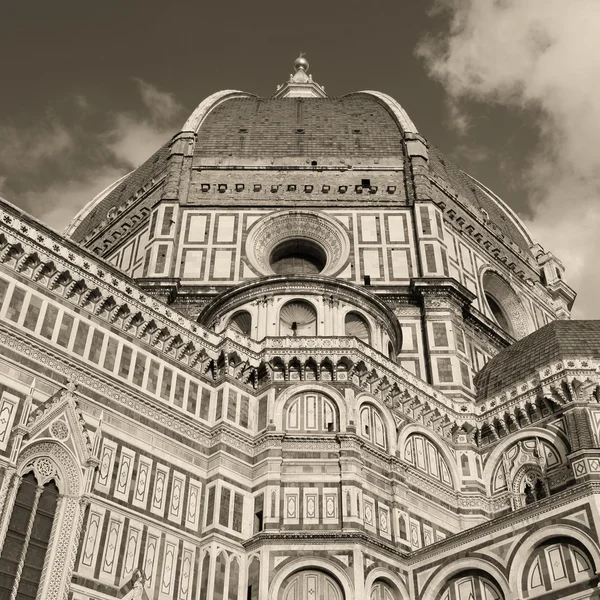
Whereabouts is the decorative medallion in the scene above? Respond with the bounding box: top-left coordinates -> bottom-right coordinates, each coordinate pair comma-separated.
50,419 -> 69,441
244,210 -> 350,277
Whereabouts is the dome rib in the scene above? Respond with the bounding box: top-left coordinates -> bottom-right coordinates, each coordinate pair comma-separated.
182,90 -> 256,133
349,90 -> 419,135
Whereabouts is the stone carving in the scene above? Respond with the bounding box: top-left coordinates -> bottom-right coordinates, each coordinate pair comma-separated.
245,210 -> 350,277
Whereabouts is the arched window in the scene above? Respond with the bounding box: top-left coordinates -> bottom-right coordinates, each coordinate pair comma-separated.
248,557 -> 260,600
345,312 -> 371,344
0,472 -> 59,599
279,301 -> 317,336
228,311 -> 252,336
404,434 -> 453,487
280,570 -> 343,600
438,571 -> 503,600
524,538 -> 595,596
371,579 -> 398,600
517,466 -> 549,506
214,552 -> 227,598
199,553 -> 211,600
228,558 -> 240,600
398,515 -> 408,540
285,393 -> 338,432
359,404 -> 387,450
460,454 -> 470,476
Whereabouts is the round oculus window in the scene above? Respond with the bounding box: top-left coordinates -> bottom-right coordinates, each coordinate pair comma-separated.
244,210 -> 350,277
269,239 -> 327,276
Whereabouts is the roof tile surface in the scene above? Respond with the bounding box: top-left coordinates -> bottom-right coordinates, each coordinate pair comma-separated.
475,320 -> 600,400
194,97 -> 405,159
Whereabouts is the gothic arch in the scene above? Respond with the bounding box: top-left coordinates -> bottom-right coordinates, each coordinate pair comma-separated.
269,557 -> 353,600
5,440 -> 87,600
397,424 -> 460,489
482,428 -> 568,494
508,524 -> 600,592
364,568 -> 409,600
273,384 -> 348,432
420,558 -> 510,600
17,440 -> 83,496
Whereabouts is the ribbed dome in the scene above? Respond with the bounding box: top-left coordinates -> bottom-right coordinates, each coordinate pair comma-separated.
64,86 -> 536,262
194,96 -> 405,161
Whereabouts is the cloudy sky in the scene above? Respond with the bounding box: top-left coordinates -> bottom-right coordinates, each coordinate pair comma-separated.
1,0 -> 599,318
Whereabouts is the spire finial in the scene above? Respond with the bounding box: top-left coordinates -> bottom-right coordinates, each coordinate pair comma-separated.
294,52 -> 309,72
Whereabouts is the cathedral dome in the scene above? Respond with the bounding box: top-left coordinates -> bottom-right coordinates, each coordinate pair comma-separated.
65,86 -> 535,264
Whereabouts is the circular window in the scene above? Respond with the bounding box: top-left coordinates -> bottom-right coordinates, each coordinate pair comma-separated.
270,239 -> 327,275
245,210 -> 350,277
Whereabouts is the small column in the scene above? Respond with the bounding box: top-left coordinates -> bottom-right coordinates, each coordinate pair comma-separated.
0,472 -> 22,555
10,484 -> 44,600
352,545 -> 364,600
259,547 -> 270,599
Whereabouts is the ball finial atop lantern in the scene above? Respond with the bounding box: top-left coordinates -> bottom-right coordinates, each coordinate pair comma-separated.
294,52 -> 309,72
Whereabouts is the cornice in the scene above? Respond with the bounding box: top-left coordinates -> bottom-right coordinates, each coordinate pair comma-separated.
407,480 -> 600,566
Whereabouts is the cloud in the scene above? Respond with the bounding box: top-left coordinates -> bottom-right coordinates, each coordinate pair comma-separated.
0,79 -> 183,232
417,0 -> 600,318
107,80 -> 183,168
0,117 -> 74,172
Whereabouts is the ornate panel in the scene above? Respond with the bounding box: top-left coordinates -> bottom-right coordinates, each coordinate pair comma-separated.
120,519 -> 143,585
132,455 -> 153,509
168,471 -> 186,524
143,527 -> 161,596
0,392 -> 18,452
178,543 -> 195,600
99,514 -> 124,581
284,488 -> 299,525
410,518 -> 421,549
185,479 -> 202,531
159,535 -> 178,599
323,488 -> 338,524
150,464 -> 170,517
303,487 -> 319,524
378,502 -> 391,540
363,495 -> 376,531
78,505 -> 105,577
95,439 -> 118,494
114,447 -> 136,502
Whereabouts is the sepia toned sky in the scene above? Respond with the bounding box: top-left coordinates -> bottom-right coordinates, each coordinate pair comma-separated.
1,1 -> 599,318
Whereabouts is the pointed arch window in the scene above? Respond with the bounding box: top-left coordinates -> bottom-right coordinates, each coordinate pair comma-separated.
0,471 -> 60,599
